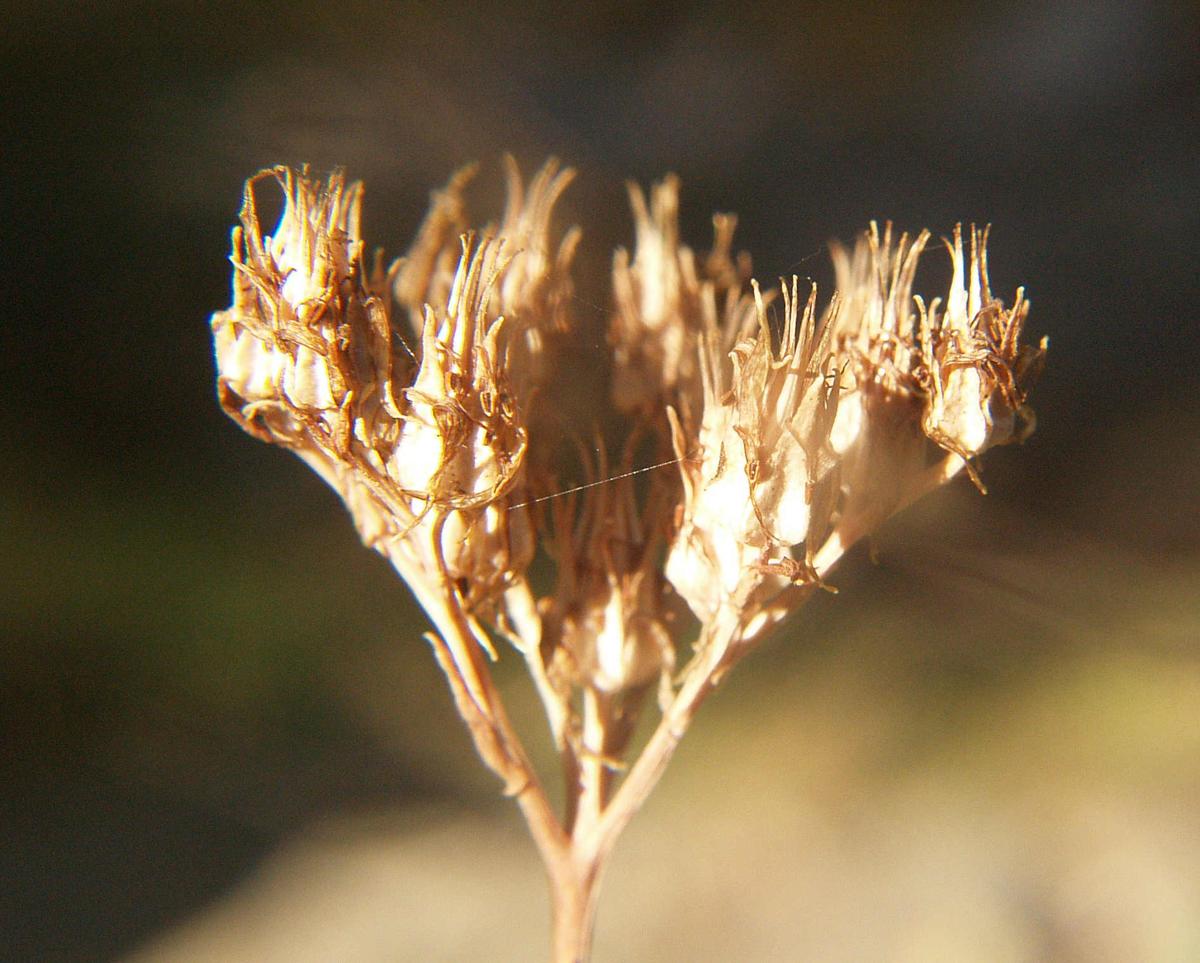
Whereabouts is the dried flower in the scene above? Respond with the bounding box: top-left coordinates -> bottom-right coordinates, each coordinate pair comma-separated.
211,166 -> 406,540
393,235 -> 533,596
823,222 -> 935,530
610,177 -> 756,416
918,224 -> 1046,469
212,165 -> 579,609
209,161 -> 1045,963
395,158 -> 579,407
542,450 -> 674,697
665,278 -> 840,623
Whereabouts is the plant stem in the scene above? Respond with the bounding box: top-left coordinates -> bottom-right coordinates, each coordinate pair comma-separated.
594,622 -> 730,855
406,545 -> 567,867
549,858 -> 603,963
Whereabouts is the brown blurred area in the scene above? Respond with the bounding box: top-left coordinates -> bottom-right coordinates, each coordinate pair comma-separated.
2,1 -> 1197,960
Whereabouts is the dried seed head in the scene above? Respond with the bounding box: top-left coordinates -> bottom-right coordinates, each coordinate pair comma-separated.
212,166 -> 401,470
918,225 -> 1046,465
393,158 -> 579,407
665,278 -> 840,622
493,157 -> 580,338
825,222 -> 934,522
393,234 -> 534,593
542,458 -> 674,694
610,177 -> 757,416
490,157 -> 581,406
610,176 -> 695,413
212,168 -> 536,609
829,221 -> 928,414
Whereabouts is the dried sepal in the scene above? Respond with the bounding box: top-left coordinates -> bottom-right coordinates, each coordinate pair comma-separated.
704,211 -> 753,294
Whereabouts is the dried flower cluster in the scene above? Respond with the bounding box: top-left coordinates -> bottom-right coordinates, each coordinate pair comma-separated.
210,159 -> 1045,962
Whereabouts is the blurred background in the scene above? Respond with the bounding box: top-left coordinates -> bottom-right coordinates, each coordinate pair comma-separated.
2,0 -> 1197,959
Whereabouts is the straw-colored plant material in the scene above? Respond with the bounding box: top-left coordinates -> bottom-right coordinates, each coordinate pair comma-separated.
210,159 -> 1045,962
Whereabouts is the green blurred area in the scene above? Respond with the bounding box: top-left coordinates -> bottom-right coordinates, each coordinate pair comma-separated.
2,1 -> 1198,960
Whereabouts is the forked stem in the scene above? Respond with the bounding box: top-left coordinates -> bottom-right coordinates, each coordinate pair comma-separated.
549,857 -> 604,963
418,562 -> 757,961
416,491 -> 947,961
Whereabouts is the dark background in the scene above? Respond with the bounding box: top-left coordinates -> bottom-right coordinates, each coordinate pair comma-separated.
3,1 -> 1198,960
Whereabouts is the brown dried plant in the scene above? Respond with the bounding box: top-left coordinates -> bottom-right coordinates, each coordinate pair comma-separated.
209,159 -> 1045,962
